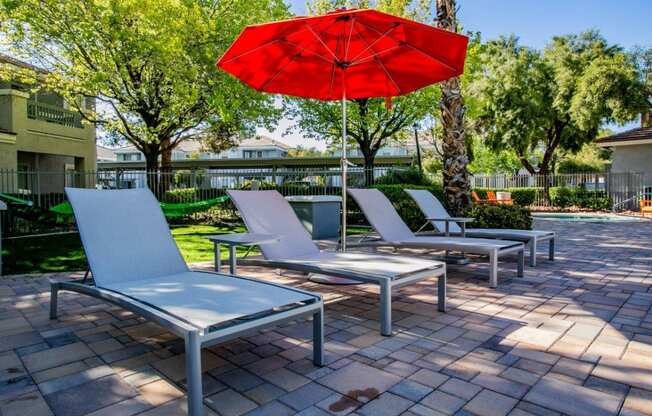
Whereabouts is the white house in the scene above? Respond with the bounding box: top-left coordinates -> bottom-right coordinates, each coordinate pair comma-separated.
96,145 -> 117,163
108,135 -> 292,162
596,123 -> 652,190
330,138 -> 436,158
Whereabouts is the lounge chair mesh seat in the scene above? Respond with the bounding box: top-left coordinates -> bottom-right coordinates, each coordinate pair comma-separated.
227,190 -> 447,336
50,188 -> 324,416
348,188 -> 525,288
405,189 -> 555,267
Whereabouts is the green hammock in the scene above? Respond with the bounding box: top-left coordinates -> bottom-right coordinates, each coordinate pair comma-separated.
0,192 -> 33,206
49,195 -> 229,218
159,195 -> 230,218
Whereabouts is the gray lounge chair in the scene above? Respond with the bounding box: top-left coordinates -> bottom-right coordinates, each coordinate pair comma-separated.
348,188 -> 525,288
406,189 -> 555,267
227,190 -> 447,336
50,188 -> 324,416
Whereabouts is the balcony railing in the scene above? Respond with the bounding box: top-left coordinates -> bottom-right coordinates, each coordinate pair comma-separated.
27,101 -> 84,129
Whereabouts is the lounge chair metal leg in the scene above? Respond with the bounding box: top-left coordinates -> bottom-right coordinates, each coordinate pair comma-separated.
380,280 -> 392,336
517,249 -> 524,277
49,282 -> 59,320
489,251 -> 498,288
214,242 -> 221,272
185,331 -> 204,416
549,238 -> 555,261
228,245 -> 237,275
529,239 -> 537,267
438,272 -> 447,312
313,306 -> 324,366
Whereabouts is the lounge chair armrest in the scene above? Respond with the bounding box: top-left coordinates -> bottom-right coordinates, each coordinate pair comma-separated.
206,233 -> 282,246
427,217 -> 475,223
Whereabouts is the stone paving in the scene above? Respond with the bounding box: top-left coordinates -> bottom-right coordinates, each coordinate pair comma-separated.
1,219 -> 652,416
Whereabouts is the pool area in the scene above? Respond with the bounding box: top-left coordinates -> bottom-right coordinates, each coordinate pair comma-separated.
533,212 -> 649,222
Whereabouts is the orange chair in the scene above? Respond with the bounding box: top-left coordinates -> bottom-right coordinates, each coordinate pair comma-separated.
486,191 -> 499,204
472,191 -> 496,205
641,199 -> 652,217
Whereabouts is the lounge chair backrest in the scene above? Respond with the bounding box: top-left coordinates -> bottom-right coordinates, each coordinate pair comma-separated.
405,189 -> 462,234
65,187 -> 188,288
348,188 -> 414,242
227,190 -> 320,260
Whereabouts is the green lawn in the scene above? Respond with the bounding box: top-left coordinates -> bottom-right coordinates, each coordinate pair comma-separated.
1,224 -> 368,276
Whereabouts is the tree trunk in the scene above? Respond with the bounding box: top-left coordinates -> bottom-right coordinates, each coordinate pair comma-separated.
143,149 -> 160,193
363,155 -> 375,187
437,0 -> 470,215
160,139 -> 172,198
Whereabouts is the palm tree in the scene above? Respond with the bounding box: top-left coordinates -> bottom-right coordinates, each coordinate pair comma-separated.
436,0 -> 470,215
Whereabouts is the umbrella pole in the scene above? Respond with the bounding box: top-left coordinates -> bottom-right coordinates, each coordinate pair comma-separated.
341,94 -> 347,252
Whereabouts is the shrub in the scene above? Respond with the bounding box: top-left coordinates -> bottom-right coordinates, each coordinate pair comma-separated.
549,187 -> 612,210
465,204 -> 533,230
164,188 -> 197,203
549,187 -> 574,208
239,180 -> 277,190
510,188 -> 537,206
573,188 -> 612,210
374,167 -> 432,186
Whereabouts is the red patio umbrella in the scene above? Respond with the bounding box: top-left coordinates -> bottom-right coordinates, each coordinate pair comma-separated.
217,8 -> 468,251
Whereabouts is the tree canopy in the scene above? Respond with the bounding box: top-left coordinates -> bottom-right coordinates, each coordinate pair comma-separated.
0,0 -> 288,172
471,31 -> 647,176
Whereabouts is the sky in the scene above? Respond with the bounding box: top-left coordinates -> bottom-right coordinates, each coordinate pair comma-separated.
258,0 -> 652,149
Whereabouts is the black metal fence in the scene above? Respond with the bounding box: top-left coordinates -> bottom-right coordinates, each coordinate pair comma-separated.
0,167 -> 402,237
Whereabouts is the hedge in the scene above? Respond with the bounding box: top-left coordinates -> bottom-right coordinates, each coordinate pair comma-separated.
549,187 -> 612,210
464,204 -> 532,230
473,187 -> 538,206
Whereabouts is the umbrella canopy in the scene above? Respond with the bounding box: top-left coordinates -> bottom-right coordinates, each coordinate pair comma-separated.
217,8 -> 468,100
216,8 -> 468,259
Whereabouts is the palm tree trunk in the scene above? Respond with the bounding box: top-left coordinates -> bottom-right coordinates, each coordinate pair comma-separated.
437,0 -> 470,215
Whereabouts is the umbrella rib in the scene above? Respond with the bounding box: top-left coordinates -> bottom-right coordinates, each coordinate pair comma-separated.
328,18 -> 348,99
220,18 -> 337,65
282,39 -> 334,63
352,25 -> 402,95
354,18 -> 461,74
304,22 -> 339,63
220,38 -> 284,64
350,45 -> 401,66
344,16 -> 356,62
348,24 -> 399,63
259,39 -> 327,90
403,43 -> 459,74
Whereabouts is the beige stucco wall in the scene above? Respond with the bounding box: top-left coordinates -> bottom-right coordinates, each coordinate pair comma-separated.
610,144 -> 652,187
0,90 -> 96,172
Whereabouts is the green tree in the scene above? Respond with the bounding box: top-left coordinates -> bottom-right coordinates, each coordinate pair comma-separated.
467,137 -> 521,175
288,145 -> 326,157
0,0 -> 287,181
472,32 -> 647,179
632,46 -> 652,126
285,92 -> 435,184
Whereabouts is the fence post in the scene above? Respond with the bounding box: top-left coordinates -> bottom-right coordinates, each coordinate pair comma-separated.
0,200 -> 5,276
